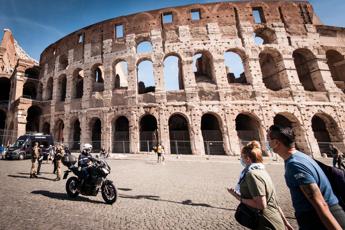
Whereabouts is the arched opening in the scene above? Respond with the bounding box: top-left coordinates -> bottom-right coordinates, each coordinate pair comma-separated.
25,67 -> 39,79
236,114 -> 262,148
46,78 -> 53,100
71,119 -> 81,150
224,51 -> 247,84
54,119 -> 64,142
311,114 -> 343,156
59,54 -> 68,71
193,51 -> 215,84
137,41 -> 153,54
139,115 -> 158,152
254,27 -> 277,45
92,65 -> 104,92
73,69 -> 84,99
0,78 -> 10,101
259,49 -> 287,91
112,116 -> 130,153
23,82 -> 37,99
0,110 -> 6,144
169,114 -> 192,155
113,61 -> 128,90
164,55 -> 184,91
273,113 -> 309,153
201,114 -> 225,155
0,110 -> 6,129
137,60 -> 155,94
326,50 -> 345,93
42,122 -> 50,135
26,106 -> 42,133
91,118 -> 102,151
293,49 -> 323,92
58,75 -> 67,101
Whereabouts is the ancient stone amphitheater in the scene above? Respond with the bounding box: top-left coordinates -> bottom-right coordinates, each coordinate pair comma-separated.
1,0 -> 345,156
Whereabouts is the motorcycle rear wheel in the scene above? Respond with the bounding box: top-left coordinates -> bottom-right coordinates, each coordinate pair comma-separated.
101,181 -> 117,204
66,177 -> 80,198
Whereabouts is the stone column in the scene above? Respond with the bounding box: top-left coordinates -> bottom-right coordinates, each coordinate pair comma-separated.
244,56 -> 267,101
189,109 -> 205,155
80,114 -> 90,146
225,110 -> 241,156
101,112 -> 111,153
158,107 -> 170,154
129,111 -> 139,154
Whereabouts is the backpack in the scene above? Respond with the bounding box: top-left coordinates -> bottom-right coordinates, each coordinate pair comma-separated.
315,160 -> 345,210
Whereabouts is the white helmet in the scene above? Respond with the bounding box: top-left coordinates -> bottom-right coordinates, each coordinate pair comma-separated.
82,143 -> 92,153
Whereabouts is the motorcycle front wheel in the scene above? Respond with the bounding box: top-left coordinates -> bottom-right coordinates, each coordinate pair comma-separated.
66,176 -> 80,198
101,181 -> 117,204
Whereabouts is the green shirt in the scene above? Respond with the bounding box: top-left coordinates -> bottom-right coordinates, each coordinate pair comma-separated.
240,169 -> 285,230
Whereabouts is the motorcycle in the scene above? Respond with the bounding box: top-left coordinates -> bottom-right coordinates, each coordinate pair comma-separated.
62,154 -> 118,204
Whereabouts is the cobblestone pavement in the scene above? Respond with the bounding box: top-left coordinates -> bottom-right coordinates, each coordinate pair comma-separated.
0,155 -> 324,230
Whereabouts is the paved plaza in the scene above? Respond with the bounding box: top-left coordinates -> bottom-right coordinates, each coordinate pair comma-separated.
0,155 -> 323,230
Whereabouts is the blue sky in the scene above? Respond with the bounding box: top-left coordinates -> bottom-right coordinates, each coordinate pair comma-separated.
0,0 -> 345,61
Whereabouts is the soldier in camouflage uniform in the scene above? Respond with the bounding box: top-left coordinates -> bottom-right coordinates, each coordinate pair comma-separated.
30,142 -> 41,178
54,144 -> 65,181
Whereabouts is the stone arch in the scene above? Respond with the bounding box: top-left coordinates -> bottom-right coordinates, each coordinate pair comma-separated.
136,40 -> 153,54
46,77 -> 53,100
311,113 -> 344,156
91,64 -> 104,92
0,77 -> 10,101
54,119 -> 64,142
193,50 -> 215,84
23,81 -> 37,99
112,116 -> 130,153
26,106 -> 42,133
259,48 -> 288,91
58,74 -> 67,101
169,113 -> 192,155
254,27 -> 277,45
201,113 -> 225,155
224,49 -> 247,84
70,118 -> 81,150
90,117 -> 102,151
164,54 -> 184,91
293,48 -> 324,92
235,113 -> 264,149
72,69 -> 84,99
25,67 -> 39,79
139,114 -> 158,152
273,113 -> 310,153
326,50 -> 345,93
137,59 -> 155,94
113,60 -> 128,90
42,122 -> 50,135
59,54 -> 68,71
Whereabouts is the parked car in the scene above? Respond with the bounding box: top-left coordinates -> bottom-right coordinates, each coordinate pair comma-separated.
5,133 -> 54,160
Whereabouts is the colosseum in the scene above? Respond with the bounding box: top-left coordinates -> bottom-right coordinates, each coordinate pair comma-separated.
0,0 -> 345,156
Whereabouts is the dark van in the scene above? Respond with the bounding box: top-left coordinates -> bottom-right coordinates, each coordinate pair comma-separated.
5,133 -> 54,160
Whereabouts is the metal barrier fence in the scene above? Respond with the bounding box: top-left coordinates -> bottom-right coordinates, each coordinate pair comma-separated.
112,141 -> 130,153
204,141 -> 225,155
170,140 -> 192,155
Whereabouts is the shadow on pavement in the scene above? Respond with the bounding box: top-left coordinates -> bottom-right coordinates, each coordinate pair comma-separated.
8,174 -> 55,181
118,188 -> 132,191
31,190 -> 104,204
119,194 -> 234,211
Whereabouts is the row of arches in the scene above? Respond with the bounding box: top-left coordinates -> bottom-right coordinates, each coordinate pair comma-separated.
33,110 -> 343,156
42,47 -> 345,101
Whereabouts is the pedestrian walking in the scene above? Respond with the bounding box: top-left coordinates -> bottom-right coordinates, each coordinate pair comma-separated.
153,144 -> 164,164
268,125 -> 345,229
227,141 -> 292,230
329,144 -> 343,169
30,142 -> 40,178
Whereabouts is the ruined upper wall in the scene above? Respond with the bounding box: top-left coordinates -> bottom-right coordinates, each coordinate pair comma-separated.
40,0 -> 317,70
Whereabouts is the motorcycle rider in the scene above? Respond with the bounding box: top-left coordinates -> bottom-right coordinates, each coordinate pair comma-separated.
78,143 -> 93,183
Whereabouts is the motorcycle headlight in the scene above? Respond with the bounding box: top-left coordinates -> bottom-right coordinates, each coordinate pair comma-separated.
102,168 -> 109,174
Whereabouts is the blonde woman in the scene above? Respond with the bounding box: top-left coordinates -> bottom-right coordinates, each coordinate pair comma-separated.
227,141 -> 293,230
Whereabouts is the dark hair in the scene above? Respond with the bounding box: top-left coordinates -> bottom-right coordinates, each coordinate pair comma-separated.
268,125 -> 295,148
241,141 -> 263,163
